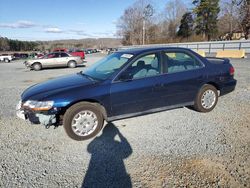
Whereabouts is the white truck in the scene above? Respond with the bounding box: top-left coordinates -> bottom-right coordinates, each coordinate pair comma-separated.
0,54 -> 13,62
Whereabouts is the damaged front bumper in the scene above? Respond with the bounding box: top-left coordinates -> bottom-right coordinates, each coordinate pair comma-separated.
16,101 -> 59,128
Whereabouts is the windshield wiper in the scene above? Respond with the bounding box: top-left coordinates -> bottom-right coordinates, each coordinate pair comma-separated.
78,71 -> 96,82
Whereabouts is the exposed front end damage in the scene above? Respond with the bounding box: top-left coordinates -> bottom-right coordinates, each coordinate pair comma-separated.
16,100 -> 60,128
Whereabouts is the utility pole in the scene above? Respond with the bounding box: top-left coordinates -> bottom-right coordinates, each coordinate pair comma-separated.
230,0 -> 237,39
142,19 -> 145,45
142,4 -> 153,45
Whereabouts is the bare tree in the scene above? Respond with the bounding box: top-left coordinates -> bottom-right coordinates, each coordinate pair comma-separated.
116,0 -> 155,45
164,0 -> 187,39
238,0 -> 250,39
219,0 -> 242,39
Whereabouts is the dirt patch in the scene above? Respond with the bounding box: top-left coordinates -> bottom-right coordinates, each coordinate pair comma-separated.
132,156 -> 247,187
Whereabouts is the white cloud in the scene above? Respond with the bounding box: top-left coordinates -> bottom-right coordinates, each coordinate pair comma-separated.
45,27 -> 63,33
0,20 -> 36,28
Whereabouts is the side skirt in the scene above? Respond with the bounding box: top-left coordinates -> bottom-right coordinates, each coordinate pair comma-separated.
107,102 -> 194,122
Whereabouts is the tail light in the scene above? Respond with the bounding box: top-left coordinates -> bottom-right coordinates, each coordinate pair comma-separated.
229,66 -> 235,76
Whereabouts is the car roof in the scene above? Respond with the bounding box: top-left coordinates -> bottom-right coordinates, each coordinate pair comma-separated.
117,47 -> 192,55
51,51 -> 68,54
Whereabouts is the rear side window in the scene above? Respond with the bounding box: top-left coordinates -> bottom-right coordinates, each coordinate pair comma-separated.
60,53 -> 69,57
163,52 -> 202,73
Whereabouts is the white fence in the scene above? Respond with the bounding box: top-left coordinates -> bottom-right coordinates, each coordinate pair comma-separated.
121,40 -> 250,53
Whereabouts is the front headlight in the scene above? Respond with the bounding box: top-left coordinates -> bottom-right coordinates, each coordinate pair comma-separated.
23,100 -> 54,111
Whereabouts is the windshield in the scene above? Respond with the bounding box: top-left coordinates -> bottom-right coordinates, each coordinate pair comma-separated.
83,52 -> 133,80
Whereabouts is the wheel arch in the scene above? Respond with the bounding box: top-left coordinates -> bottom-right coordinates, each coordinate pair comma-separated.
62,99 -> 108,120
68,59 -> 77,64
31,62 -> 42,66
205,82 -> 221,95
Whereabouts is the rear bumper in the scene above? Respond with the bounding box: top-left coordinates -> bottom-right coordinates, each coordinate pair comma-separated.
220,79 -> 237,96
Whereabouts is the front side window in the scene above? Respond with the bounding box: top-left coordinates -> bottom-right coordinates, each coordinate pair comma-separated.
83,52 -> 133,80
46,53 -> 58,58
118,53 -> 160,80
163,52 -> 202,73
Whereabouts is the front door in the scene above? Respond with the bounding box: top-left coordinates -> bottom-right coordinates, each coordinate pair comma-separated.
110,52 -> 162,117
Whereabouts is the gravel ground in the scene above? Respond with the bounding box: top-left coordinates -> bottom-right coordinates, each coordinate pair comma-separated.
0,53 -> 249,187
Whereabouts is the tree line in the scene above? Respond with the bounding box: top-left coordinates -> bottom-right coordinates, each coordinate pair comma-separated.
0,37 -> 121,52
0,37 -> 39,51
117,0 -> 250,45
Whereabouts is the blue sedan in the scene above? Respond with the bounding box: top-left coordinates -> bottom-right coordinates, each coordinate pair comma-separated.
16,47 -> 237,141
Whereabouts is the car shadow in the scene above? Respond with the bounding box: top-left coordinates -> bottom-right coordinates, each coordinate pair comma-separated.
27,64 -> 86,71
40,64 -> 86,71
82,122 -> 132,188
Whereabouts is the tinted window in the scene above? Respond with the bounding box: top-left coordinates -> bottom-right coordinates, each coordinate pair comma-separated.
163,52 -> 202,73
60,53 -> 69,57
54,53 -> 60,58
119,53 -> 160,80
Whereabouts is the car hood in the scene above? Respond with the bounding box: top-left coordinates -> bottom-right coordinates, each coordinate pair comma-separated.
21,73 -> 94,101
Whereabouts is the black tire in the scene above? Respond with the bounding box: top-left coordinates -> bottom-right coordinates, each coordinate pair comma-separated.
68,60 -> 76,68
32,63 -> 42,71
4,58 -> 10,63
193,84 -> 218,113
63,102 -> 104,141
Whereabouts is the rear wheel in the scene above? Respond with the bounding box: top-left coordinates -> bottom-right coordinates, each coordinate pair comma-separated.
193,84 -> 218,112
63,102 -> 104,141
33,63 -> 42,71
68,60 -> 76,68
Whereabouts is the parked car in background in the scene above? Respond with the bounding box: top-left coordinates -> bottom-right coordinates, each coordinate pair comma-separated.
85,49 -> 93,54
53,48 -> 85,60
13,53 -> 29,60
24,52 -> 83,71
69,49 -> 85,60
85,48 -> 99,54
37,53 -> 44,58
17,47 -> 236,141
29,52 -> 44,59
53,48 -> 67,52
107,48 -> 118,54
0,54 -> 13,62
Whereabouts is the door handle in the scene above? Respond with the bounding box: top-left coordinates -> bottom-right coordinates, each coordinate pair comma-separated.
154,84 -> 162,88
153,84 -> 163,91
155,83 -> 165,87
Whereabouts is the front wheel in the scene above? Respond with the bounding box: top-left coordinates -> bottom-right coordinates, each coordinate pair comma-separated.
4,58 -> 10,63
33,63 -> 42,71
193,84 -> 218,113
68,60 -> 76,68
63,102 -> 104,141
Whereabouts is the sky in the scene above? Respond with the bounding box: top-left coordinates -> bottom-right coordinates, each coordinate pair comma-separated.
0,0 -> 172,41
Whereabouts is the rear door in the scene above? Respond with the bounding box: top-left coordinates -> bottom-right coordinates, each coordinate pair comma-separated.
42,52 -> 60,67
153,50 -> 206,107
59,52 -> 70,66
110,52 -> 162,117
